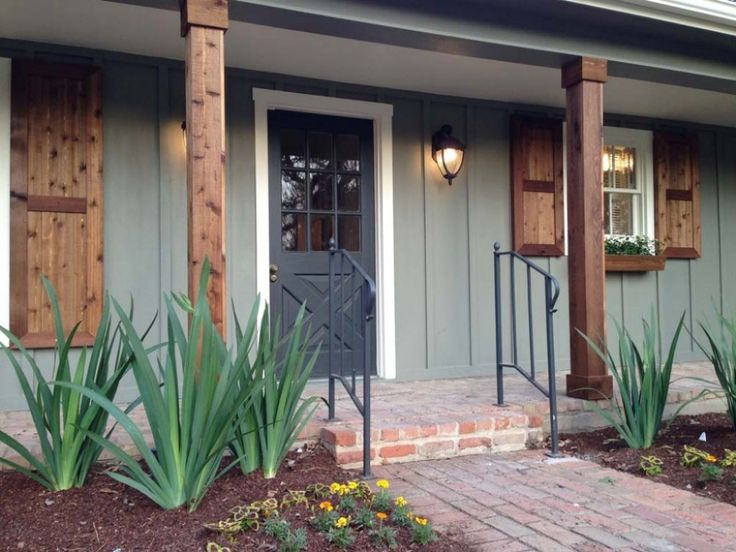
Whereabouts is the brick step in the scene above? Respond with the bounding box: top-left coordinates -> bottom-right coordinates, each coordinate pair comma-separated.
320,412 -> 544,469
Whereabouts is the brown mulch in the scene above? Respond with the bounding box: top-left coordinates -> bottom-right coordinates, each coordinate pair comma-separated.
0,445 -> 471,552
560,413 -> 736,505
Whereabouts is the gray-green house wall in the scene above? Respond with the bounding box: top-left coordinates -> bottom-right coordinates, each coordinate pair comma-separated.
0,40 -> 734,411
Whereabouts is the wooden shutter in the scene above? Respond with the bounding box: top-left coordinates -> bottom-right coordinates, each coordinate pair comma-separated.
10,61 -> 104,348
654,131 -> 701,259
511,116 -> 565,256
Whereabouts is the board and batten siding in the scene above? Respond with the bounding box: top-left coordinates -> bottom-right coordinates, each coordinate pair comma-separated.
0,40 -> 735,410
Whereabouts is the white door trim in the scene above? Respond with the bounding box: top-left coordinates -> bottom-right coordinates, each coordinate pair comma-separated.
252,88 -> 396,379
0,58 -> 11,345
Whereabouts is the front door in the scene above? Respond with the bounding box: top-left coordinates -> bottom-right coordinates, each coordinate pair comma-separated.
268,110 -> 375,378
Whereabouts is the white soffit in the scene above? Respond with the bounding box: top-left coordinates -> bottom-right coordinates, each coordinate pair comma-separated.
0,0 -> 734,127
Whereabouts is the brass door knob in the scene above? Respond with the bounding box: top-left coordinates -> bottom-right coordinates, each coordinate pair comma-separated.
269,264 -> 279,283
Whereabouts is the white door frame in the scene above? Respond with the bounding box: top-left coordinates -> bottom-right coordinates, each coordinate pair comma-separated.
0,58 -> 11,345
252,88 -> 396,379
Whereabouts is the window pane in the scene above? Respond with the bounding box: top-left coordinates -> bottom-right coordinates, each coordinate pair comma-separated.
309,132 -> 332,170
282,213 -> 306,251
603,145 -> 636,190
338,215 -> 360,251
280,129 -> 305,168
337,175 -> 360,212
310,214 -> 334,251
281,170 -> 306,210
336,134 -> 360,172
605,192 -> 635,235
310,173 -> 334,210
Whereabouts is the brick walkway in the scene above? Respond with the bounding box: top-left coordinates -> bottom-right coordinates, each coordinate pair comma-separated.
374,451 -> 736,551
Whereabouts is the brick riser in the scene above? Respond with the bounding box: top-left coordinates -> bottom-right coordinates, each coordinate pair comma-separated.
320,414 -> 544,469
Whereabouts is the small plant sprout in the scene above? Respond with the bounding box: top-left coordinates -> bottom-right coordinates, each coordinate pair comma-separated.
640,455 -> 663,477
410,516 -> 438,545
325,516 -> 354,550
699,463 -> 725,483
681,446 -> 718,468
369,511 -> 398,549
391,496 -> 413,527
354,507 -> 375,529
373,479 -> 392,511
721,449 -> 736,468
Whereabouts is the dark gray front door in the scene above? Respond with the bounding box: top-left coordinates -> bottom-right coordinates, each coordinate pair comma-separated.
268,110 -> 375,378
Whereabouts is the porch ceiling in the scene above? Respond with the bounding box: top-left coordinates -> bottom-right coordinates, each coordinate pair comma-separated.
1,0 -> 734,127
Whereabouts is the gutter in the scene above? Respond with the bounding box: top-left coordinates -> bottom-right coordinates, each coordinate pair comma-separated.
561,0 -> 736,35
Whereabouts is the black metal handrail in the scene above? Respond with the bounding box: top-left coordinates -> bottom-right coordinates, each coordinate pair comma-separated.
493,242 -> 562,457
327,238 -> 376,477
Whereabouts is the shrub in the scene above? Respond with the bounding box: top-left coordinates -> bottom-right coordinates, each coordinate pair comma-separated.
230,306 -> 319,479
579,311 -> 687,449
697,315 -> 736,431
58,260 -> 263,511
0,278 -> 151,491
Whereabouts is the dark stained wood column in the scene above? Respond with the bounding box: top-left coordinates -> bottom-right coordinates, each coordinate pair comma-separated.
562,57 -> 613,400
181,0 -> 228,336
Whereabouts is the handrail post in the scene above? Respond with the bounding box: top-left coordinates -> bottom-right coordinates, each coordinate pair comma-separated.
493,242 -> 504,406
545,276 -> 561,457
328,238 -> 336,421
362,282 -> 372,477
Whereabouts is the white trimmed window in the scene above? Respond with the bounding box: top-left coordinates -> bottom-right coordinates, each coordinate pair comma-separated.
602,127 -> 654,239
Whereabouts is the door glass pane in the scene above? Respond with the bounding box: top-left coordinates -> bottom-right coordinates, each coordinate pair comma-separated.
310,173 -> 334,210
282,213 -> 306,251
605,192 -> 635,235
338,215 -> 360,251
336,134 -> 360,172
281,170 -> 306,210
310,214 -> 334,251
280,129 -> 305,168
309,132 -> 332,170
337,175 -> 360,212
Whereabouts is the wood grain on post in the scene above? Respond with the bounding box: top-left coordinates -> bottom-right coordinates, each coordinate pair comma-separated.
562,56 -> 613,400
182,0 -> 228,337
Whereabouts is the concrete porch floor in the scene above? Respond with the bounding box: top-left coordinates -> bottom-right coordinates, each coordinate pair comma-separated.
306,362 -> 725,468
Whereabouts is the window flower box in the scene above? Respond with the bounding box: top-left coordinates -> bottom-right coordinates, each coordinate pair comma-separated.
605,254 -> 665,272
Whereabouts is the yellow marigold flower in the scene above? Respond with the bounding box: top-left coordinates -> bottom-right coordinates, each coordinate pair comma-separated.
376,512 -> 388,521
408,511 -> 414,520
347,481 -> 359,490
376,479 -> 390,489
706,454 -> 718,463
335,516 -> 349,528
330,482 -> 342,494
415,516 -> 428,526
395,496 -> 407,508
319,501 -> 333,512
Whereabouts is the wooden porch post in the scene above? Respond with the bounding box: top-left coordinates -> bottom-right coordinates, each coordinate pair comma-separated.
181,0 -> 228,336
562,56 -> 613,400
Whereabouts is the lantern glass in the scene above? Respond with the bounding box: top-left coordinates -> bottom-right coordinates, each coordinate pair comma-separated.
436,147 -> 464,179
431,125 -> 466,184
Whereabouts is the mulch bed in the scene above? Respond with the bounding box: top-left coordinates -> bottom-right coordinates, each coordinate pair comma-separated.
0,444 -> 471,551
560,413 -> 736,505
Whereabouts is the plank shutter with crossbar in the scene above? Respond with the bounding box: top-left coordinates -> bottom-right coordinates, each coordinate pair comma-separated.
511,116 -> 565,256
10,61 -> 104,348
654,131 -> 701,259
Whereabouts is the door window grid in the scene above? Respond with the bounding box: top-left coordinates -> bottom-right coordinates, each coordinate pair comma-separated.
280,129 -> 362,252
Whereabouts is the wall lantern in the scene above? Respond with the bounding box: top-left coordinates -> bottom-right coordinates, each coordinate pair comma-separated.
431,124 -> 465,185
